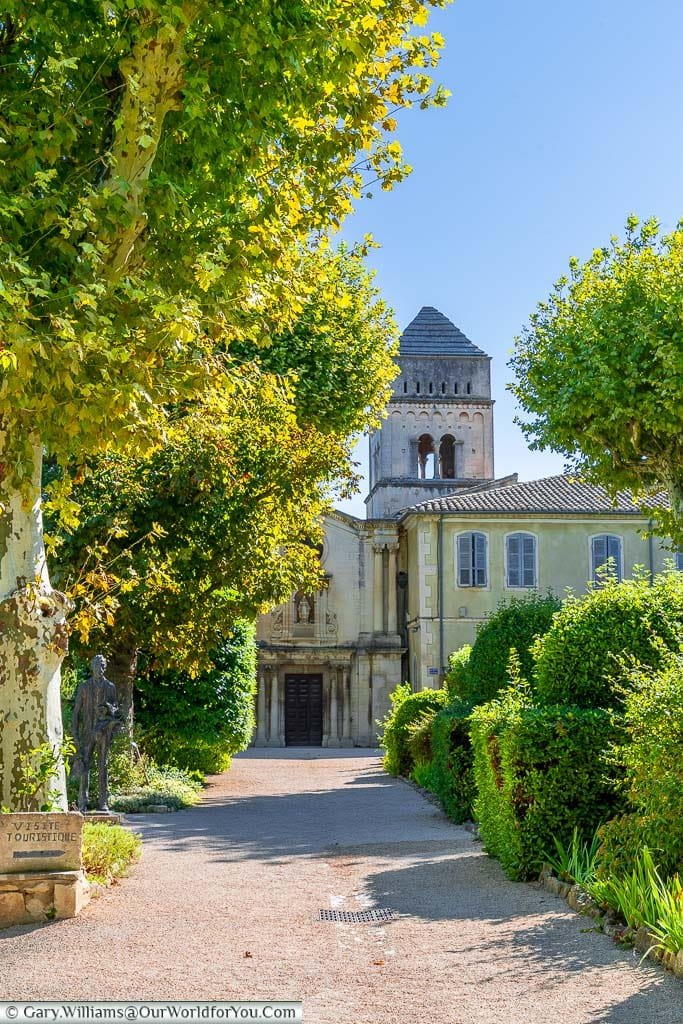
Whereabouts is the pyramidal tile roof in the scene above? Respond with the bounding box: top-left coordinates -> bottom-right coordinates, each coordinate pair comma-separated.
399,306 -> 488,357
403,474 -> 669,516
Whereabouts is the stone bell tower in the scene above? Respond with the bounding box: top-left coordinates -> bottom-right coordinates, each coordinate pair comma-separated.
366,306 -> 495,519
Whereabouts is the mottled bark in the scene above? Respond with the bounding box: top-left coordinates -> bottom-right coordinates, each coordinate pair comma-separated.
667,475 -> 683,540
0,439 -> 71,811
99,20 -> 186,280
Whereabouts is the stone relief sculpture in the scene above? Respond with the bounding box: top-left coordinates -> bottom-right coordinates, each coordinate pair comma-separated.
271,608 -> 284,639
325,610 -> 338,636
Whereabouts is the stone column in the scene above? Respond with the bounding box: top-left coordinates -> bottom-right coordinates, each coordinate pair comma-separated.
278,672 -> 286,746
322,672 -> 331,748
269,667 -> 280,746
328,668 -> 340,747
341,667 -> 353,747
373,543 -> 384,634
387,544 -> 398,635
256,668 -> 267,745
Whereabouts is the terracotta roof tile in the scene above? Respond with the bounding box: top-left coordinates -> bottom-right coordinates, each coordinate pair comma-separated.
403,474 -> 668,516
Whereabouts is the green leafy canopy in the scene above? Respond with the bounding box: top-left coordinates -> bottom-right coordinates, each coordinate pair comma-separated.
509,217 -> 683,544
0,0 -> 449,480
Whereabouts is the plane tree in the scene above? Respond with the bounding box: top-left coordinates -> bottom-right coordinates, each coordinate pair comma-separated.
510,217 -> 683,545
0,0 -> 447,808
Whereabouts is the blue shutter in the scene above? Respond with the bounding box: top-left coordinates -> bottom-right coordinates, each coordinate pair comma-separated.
592,535 -> 608,580
606,535 -> 622,581
507,534 -> 521,587
522,535 -> 536,587
507,533 -> 535,587
474,533 -> 487,586
676,550 -> 683,571
458,534 -> 472,587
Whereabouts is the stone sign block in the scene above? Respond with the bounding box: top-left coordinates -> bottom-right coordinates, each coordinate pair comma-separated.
0,813 -> 83,874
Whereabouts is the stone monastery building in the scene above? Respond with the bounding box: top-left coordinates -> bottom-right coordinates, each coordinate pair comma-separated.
255,306 -> 676,748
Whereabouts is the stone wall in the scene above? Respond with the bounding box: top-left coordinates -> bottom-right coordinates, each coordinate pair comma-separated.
0,868 -> 90,927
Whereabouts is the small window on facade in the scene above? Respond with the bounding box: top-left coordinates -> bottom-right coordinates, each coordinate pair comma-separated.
466,382 -> 472,395
454,383 -> 458,394
429,382 -> 433,394
403,380 -> 407,394
592,534 -> 622,582
416,382 -> 420,395
507,533 -> 536,588
676,549 -> 683,571
458,532 -> 487,587
441,382 -> 446,394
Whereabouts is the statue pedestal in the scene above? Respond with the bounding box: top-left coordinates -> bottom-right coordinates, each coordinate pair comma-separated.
0,869 -> 90,928
84,811 -> 123,825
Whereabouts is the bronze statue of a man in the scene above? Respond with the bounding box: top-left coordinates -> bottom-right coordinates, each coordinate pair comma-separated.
72,654 -> 123,813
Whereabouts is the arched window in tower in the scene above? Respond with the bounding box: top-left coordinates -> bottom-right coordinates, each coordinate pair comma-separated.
454,382 -> 458,394
466,382 -> 472,395
429,382 -> 433,394
417,434 -> 436,479
403,381 -> 407,394
439,435 -> 456,479
441,382 -> 446,394
416,382 -> 420,395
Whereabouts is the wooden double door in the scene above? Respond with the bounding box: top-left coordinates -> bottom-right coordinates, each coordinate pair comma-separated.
285,674 -> 323,746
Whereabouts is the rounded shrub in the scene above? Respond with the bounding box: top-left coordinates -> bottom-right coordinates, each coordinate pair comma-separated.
598,651 -> 683,878
379,684 -> 448,776
533,572 -> 683,709
450,593 -> 561,706
445,645 -> 471,703
136,620 -> 257,774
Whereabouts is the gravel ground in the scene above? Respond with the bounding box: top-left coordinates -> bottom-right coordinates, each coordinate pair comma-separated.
0,749 -> 681,1023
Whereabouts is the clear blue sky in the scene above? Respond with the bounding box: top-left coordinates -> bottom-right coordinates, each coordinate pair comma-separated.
336,0 -> 683,518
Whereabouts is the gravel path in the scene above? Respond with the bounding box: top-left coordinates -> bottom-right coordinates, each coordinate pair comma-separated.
0,750 -> 681,1023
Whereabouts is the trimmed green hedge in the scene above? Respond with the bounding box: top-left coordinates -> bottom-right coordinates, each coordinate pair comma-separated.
533,573 -> 683,710
379,684 -> 448,777
427,701 -> 475,823
470,693 -> 622,880
598,652 -> 683,878
448,594 -> 561,706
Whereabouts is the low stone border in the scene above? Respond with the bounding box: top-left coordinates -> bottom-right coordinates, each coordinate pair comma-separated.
539,865 -> 683,980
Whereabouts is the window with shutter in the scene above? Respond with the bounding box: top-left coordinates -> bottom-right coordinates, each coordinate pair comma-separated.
522,534 -> 536,587
458,534 -> 472,587
457,532 -> 487,587
592,535 -> 622,582
676,550 -> 683,571
474,533 -> 487,586
507,533 -> 536,588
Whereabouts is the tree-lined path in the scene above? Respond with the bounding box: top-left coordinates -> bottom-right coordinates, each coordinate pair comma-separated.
0,751 -> 680,1023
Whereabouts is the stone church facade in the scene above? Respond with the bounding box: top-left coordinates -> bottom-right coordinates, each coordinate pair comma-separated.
255,306 -> 675,747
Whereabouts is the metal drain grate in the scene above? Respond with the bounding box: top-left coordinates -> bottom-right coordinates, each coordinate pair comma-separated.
318,908 -> 395,924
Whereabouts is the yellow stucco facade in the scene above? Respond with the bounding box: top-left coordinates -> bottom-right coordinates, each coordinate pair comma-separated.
400,508 -> 676,689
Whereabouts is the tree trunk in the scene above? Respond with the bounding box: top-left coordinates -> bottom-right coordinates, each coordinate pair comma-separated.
106,643 -> 139,734
667,475 -> 683,543
0,441 -> 71,811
